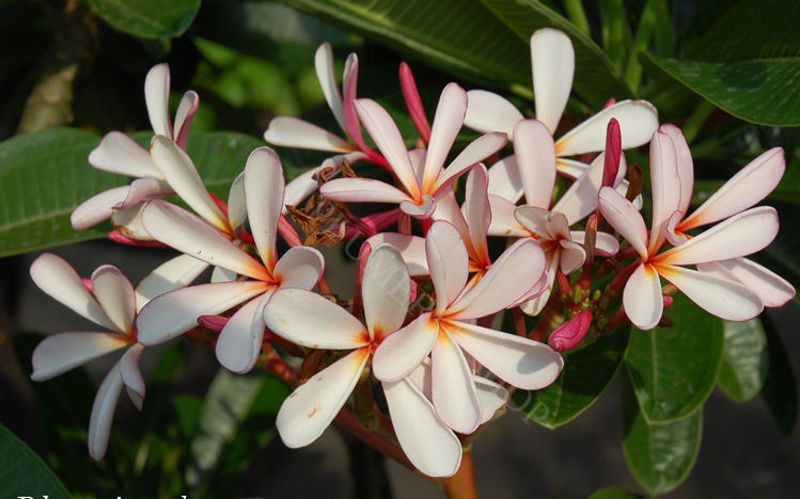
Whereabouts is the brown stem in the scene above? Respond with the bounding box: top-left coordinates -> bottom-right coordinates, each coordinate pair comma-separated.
440,450 -> 477,499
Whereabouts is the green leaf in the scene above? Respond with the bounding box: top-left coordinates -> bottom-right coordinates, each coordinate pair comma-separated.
0,423 -> 72,499
718,319 -> 769,402
624,293 -> 724,422
278,0 -> 531,89
588,487 -> 643,499
622,377 -> 702,496
86,0 -> 200,39
515,326 -> 629,428
760,313 -> 798,435
642,54 -> 800,126
478,0 -> 632,107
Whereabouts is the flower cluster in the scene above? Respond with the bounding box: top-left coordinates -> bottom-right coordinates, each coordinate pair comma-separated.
30,28 -> 794,477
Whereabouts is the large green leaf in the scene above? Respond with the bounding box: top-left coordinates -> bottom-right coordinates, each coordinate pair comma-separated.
278,0 -> 531,89
718,319 -> 769,402
622,377 -> 702,496
515,326 -> 629,428
760,314 -> 798,436
86,0 -> 200,39
0,423 -> 72,499
478,0 -> 632,107
642,53 -> 800,126
624,294 -> 724,422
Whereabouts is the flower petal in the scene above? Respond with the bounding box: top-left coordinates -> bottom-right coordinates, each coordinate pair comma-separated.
514,205 -> 551,238
462,165 -> 491,264
487,195 -> 528,237
264,288 -> 367,348
91,265 -> 136,334
571,230 -> 619,256
659,124 -> 694,217
117,177 -> 173,211
474,375 -> 509,424
648,128 -> 681,254
558,239 -> 586,274
362,244 -> 411,339
400,195 -> 436,219
31,332 -> 130,381
448,321 -> 563,390
623,263 -> 663,330
556,100 -> 659,157
71,186 -> 130,230
372,313 -> 439,382
426,221 -> 469,313
381,378 -> 462,477
226,171 -> 246,231
173,91 -> 199,148
698,258 -> 795,308
314,42 -> 347,132
552,153 -> 610,225
487,155 -> 524,203
277,349 -> 369,448
144,63 -> 171,137
364,233 -> 428,276
245,147 -> 285,269
320,178 -> 411,204
598,187 -> 649,259
89,131 -> 161,178
463,89 -> 523,138
88,363 -> 124,460
136,281 -> 268,345
431,330 -> 481,433
30,253 -> 114,330
422,83 -> 467,192
531,28 -> 574,134
216,293 -> 271,373
514,119 -> 556,208
434,132 -> 507,193
119,344 -> 146,410
263,116 -> 353,152
273,246 -> 325,290
519,255 -> 558,316
134,254 -> 208,310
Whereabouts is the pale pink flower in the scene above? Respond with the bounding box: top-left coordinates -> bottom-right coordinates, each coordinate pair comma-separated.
372,221 -> 563,433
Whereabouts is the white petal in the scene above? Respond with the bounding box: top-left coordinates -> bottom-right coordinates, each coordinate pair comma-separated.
226,171 -> 247,231
263,288 -> 367,348
519,255 -> 558,316
277,348 -> 369,447
211,266 -> 238,283
598,187 -> 648,259
474,376 -> 509,424
487,195 -> 528,237
89,131 -> 161,178
119,344 -> 146,410
91,265 -> 136,334
462,166 -> 491,263
264,117 -> 352,153
552,153 -> 605,225
434,132 -> 507,193
88,363 -> 124,460
134,254 -> 208,310
556,100 -> 659,157
531,28 -> 574,134
144,63 -> 171,137
320,178 -> 411,204
463,89 -> 523,137
426,221 -> 469,313
372,313 -> 439,382
623,263 -> 663,330
71,186 -> 130,230
400,195 -> 436,219
111,204 -> 153,240
558,239 -> 586,274
422,83 -> 467,192
30,253 -> 114,330
136,281 -> 268,344
273,246 -> 324,290
698,258 -> 795,308
431,189 -> 470,239
245,147 -> 285,269
659,124 -> 694,217
514,119 -> 556,208
431,331 -> 481,433
570,230 -> 619,256
648,128 -> 681,254
150,136 -> 228,232
315,42 -> 347,132
514,205 -> 551,238
487,155 -> 524,203
362,244 -> 410,338
117,177 -> 173,211
31,332 -> 130,381
448,321 -> 563,389
216,293 -> 270,373
381,378 -> 462,477
173,90 -> 199,146
364,233 -> 428,276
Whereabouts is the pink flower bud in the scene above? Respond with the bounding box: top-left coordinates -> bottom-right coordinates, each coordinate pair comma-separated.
548,309 -> 592,352
198,314 -> 228,333
399,62 -> 432,143
602,118 -> 621,188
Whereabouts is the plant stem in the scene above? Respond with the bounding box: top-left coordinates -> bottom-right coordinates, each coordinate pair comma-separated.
335,409 -> 415,472
440,450 -> 477,499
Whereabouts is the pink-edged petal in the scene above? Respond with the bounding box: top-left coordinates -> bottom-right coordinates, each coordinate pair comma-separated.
264,117 -> 353,153
320,177 -> 411,204
314,42 -> 346,131
173,90 -> 199,148
134,254 -> 208,311
450,238 -> 546,319
514,119 -> 556,208
462,166 -> 491,263
571,230 -> 619,256
283,152 -> 361,210
463,89 -> 523,137
136,281 -> 268,344
144,63 -> 171,137
119,344 -> 145,410
426,221 -> 469,313
658,264 -> 763,321
474,376 -> 509,424
487,155 -> 524,203
598,187 -> 649,259
648,129 -> 681,254
399,62 -> 432,143
111,204 -> 153,241
263,288 -> 367,348
531,28 -> 574,134
432,188 -> 470,238
216,293 -> 271,373
88,363 -> 123,460
150,136 -> 228,232
89,131 -> 161,178
364,233 -> 428,276
553,153 -> 614,225
519,255 -> 558,316
556,157 -> 590,179
211,266 -> 238,283
698,258 -> 795,308
343,54 -> 373,151
514,205 -> 551,238
30,253 -> 114,330
91,265 -> 136,334
226,171 -> 246,231
431,330 -> 481,433
434,132 -> 507,193
31,332 -> 130,381
356,99 -> 419,198
681,147 -> 785,231
487,195 -> 528,237
657,207 -> 779,266
381,377 -> 462,477
71,186 -> 130,230
659,124 -> 694,216
556,100 -> 659,157
245,147 -> 285,269
362,244 -> 410,339
558,239 -> 586,274
400,194 -> 436,219
623,263 -> 663,330
372,313 -> 439,382
448,320 -> 564,390
117,177 -> 173,210
277,348 -> 369,448
273,246 -> 324,290
422,83 -> 467,192
142,200 -> 270,281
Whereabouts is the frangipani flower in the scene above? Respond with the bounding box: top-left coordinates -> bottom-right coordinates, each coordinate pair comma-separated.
372,221 -> 563,433
136,147 -> 324,373
320,84 -> 507,219
263,244 -> 463,477
71,64 -> 198,234
29,252 -> 205,459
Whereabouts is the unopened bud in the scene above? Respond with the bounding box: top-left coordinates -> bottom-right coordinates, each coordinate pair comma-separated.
548,310 -> 592,352
602,118 -> 621,188
198,314 -> 228,333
